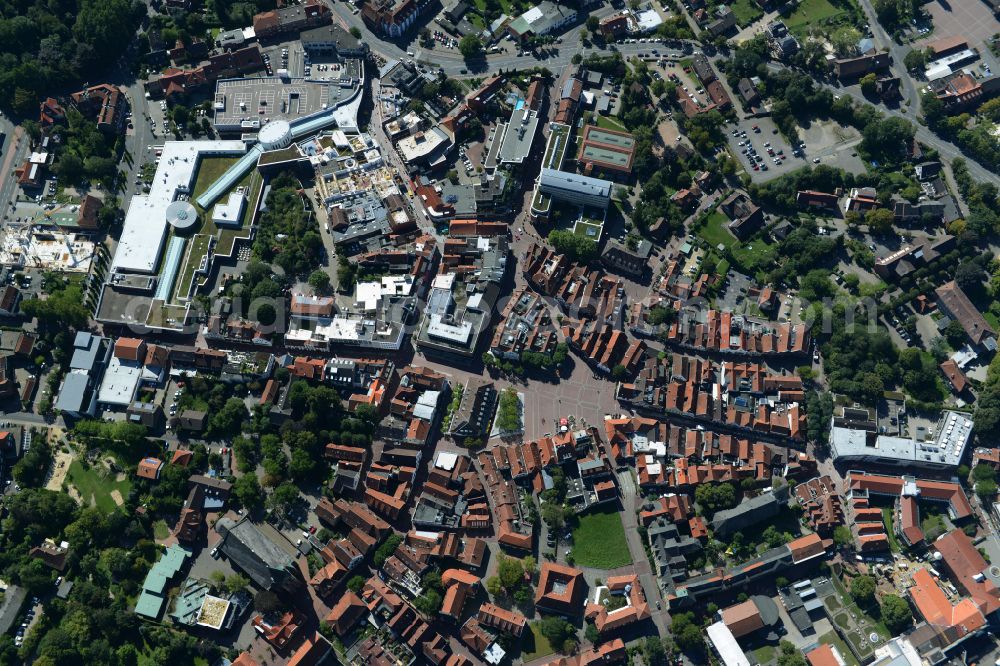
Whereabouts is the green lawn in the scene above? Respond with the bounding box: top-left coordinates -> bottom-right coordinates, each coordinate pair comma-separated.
571,506 -> 631,569
817,631 -> 860,666
153,519 -> 171,540
698,211 -> 776,273
880,507 -> 902,552
830,573 -> 891,658
189,156 -> 241,203
174,234 -> 212,301
471,0 -> 513,16
595,115 -> 627,132
731,0 -> 764,26
522,622 -> 556,660
784,0 -> 848,35
921,511 -> 947,541
700,211 -> 735,248
753,644 -> 776,664
573,220 -> 603,241
67,460 -> 132,512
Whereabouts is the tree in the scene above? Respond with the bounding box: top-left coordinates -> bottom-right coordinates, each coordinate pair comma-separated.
831,26 -> 862,56
459,35 -> 483,58
586,15 -> 600,32
496,554 -> 526,591
337,259 -> 357,292
610,364 -> 628,381
232,474 -> 263,509
976,478 -> 998,500
539,616 -> 573,648
374,534 -> 403,567
350,27 -> 362,39
670,612 -> 703,652
777,640 -> 807,666
880,594 -> 913,633
850,574 -> 876,606
865,207 -> 895,236
548,230 -> 598,262
833,525 -> 853,546
225,574 -> 249,594
55,153 -> 85,184
308,270 -> 331,292
945,319 -> 968,348
859,73 -> 877,95
643,636 -> 667,664
904,48 -> 928,72
648,305 -> 676,326
268,481 -> 300,514
694,482 -> 736,515
348,575 -> 366,592
541,503 -> 567,531
955,260 -> 984,292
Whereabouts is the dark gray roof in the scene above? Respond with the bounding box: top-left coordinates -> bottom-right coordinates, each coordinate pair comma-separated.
215,517 -> 299,591
69,332 -> 106,371
56,372 -> 91,413
0,585 -> 26,634
710,492 -> 781,537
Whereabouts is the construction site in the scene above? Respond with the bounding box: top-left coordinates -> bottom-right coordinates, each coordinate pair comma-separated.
0,227 -> 96,272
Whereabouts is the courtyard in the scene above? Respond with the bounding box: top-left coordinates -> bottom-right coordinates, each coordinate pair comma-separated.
570,505 -> 631,570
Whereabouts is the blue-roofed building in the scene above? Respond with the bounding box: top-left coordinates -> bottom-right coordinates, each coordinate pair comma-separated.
135,544 -> 191,620
57,332 -> 112,417
69,332 -> 108,372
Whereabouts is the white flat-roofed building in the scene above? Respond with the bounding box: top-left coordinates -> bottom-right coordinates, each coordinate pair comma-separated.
426,314 -> 473,345
397,126 -> 451,165
634,8 -> 664,32
706,621 -> 751,666
96,355 -> 161,408
211,191 -> 246,227
111,140 -> 247,274
538,168 -> 612,209
830,410 -> 973,470
354,275 -> 416,311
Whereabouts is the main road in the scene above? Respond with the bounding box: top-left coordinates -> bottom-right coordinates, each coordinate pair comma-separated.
322,0 -> 693,75
0,124 -> 29,222
330,0 -> 1000,192
764,62 -> 1000,189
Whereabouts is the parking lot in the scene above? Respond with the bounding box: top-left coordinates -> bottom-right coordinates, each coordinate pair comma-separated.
726,117 -> 802,182
918,0 -> 1000,51
727,115 -> 867,183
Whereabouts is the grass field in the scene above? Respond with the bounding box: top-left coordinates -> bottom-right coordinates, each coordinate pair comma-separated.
817,631 -> 859,666
921,510 -> 947,541
67,460 -> 132,513
784,0 -> 848,35
595,115 -> 627,132
880,507 -> 902,552
753,644 -> 776,664
698,211 -> 776,273
573,220 -> 603,241
700,211 -> 735,247
571,506 -> 631,569
174,234 -> 212,301
731,0 -> 764,26
522,622 -> 556,660
830,573 -> 890,661
190,156 -> 240,203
